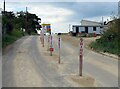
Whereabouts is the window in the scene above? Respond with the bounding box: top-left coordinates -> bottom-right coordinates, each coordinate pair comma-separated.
85,27 -> 88,33
93,27 -> 96,31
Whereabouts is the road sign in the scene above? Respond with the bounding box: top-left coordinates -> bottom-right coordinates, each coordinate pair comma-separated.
42,24 -> 50,26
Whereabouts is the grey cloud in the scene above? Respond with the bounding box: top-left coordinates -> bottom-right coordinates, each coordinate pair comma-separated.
48,2 -> 118,22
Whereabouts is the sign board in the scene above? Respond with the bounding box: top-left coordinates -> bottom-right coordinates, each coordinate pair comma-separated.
42,24 -> 51,32
42,24 -> 51,27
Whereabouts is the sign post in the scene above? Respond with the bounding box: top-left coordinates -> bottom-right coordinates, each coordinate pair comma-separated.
43,32 -> 44,47
50,35 -> 54,56
58,37 -> 60,64
47,35 -> 50,51
42,29 -> 44,47
79,38 -> 83,76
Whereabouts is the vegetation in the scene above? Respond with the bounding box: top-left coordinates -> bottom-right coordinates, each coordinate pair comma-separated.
2,29 -> 23,48
90,18 -> 120,56
2,11 -> 41,48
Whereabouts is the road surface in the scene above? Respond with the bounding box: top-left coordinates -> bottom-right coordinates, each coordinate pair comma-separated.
2,35 -> 118,87
2,36 -> 72,87
47,35 -> 118,87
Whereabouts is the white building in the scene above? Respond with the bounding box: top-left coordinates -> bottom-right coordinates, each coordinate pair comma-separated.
81,20 -> 102,26
72,20 -> 104,36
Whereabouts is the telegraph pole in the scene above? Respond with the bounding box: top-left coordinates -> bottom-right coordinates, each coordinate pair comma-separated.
25,7 -> 27,33
3,0 -> 6,41
4,0 -> 5,14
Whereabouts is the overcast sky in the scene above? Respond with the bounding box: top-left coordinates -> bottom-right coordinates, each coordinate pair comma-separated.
0,1 -> 119,33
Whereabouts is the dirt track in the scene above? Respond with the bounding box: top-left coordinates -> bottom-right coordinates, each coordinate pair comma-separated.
2,35 -> 118,87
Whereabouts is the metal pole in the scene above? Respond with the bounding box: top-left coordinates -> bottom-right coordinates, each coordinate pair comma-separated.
3,0 -> 5,42
25,7 -> 27,33
58,37 -> 60,64
4,0 -> 5,14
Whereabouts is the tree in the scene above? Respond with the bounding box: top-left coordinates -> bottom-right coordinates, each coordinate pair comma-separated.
2,11 -> 15,34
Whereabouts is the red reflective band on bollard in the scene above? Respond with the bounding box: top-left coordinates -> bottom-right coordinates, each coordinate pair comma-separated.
80,42 -> 83,46
50,48 -> 54,52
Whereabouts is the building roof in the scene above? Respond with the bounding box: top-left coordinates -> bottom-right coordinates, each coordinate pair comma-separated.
80,19 -> 102,26
72,25 -> 104,27
81,20 -> 101,24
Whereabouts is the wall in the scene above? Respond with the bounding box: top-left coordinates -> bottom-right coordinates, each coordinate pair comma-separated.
79,26 -> 101,34
73,26 -> 102,35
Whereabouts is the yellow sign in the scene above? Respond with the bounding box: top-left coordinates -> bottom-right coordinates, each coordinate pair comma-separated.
42,24 -> 50,26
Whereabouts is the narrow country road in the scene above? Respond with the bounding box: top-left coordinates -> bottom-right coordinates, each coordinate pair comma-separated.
2,35 -> 118,87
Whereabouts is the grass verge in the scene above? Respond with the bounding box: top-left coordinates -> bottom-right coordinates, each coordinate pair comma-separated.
2,29 -> 23,48
89,38 -> 119,56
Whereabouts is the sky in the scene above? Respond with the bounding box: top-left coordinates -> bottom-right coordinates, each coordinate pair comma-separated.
0,0 -> 119,33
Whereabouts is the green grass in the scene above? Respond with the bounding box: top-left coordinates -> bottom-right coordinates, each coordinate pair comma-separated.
90,38 -> 119,56
2,29 -> 23,48
89,18 -> 120,56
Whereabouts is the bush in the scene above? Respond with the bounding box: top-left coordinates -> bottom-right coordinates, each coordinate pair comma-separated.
89,18 -> 120,55
2,29 -> 23,48
79,33 -> 86,37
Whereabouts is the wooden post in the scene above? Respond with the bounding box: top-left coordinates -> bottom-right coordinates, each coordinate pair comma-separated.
58,37 -> 60,64
79,38 -> 83,76
47,35 -> 50,51
50,35 -> 52,56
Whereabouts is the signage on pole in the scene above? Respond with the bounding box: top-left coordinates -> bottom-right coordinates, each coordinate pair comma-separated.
58,37 -> 61,64
50,35 -> 53,56
80,38 -> 83,55
47,35 -> 50,51
42,24 -> 51,34
79,38 -> 83,76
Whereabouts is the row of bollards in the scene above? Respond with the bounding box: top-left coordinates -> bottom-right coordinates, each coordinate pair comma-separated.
40,32 -> 83,76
